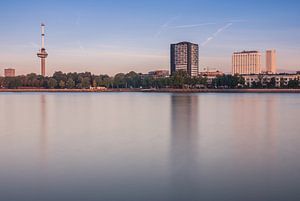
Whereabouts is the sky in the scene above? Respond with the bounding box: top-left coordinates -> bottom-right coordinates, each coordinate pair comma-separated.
0,0 -> 300,76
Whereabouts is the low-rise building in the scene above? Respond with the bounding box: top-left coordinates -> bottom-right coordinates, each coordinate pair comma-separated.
4,68 -> 16,77
199,69 -> 224,85
243,74 -> 300,88
148,70 -> 169,78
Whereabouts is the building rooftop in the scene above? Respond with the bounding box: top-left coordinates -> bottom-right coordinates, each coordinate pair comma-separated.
172,41 -> 198,46
233,50 -> 260,54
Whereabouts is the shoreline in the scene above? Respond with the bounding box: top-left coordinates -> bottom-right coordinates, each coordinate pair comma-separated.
1,88 -> 300,93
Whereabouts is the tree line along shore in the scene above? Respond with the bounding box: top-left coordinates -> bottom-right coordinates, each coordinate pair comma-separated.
1,88 -> 300,94
1,70 -> 300,90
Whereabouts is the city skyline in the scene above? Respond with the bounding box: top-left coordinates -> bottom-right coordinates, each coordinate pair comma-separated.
0,0 -> 300,76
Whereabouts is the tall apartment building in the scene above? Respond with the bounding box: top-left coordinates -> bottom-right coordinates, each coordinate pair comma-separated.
171,42 -> 199,77
266,50 -> 276,74
232,51 -> 262,75
4,68 -> 16,77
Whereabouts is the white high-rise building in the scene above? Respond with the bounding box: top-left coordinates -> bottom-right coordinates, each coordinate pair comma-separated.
266,50 -> 277,74
232,51 -> 262,75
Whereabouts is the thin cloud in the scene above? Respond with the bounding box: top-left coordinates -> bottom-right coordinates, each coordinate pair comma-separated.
155,16 -> 179,38
227,19 -> 247,23
201,23 -> 233,47
172,22 -> 216,29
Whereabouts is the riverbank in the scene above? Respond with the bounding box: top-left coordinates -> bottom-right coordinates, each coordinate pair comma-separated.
1,88 -> 300,93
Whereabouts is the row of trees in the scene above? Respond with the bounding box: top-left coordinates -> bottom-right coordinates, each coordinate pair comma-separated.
0,71 -> 209,89
0,72 -> 112,89
0,71 -> 299,89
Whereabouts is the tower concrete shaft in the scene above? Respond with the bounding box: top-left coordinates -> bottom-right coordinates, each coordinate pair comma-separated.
37,23 -> 48,77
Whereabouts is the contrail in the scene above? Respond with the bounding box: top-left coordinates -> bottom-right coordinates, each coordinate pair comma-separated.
155,16 -> 179,38
201,23 -> 233,47
172,22 -> 216,29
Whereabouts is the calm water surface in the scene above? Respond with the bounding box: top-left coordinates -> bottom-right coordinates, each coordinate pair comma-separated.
0,93 -> 300,201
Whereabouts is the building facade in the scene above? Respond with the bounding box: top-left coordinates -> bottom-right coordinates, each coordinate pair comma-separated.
243,74 -> 300,88
266,50 -> 277,74
4,68 -> 16,77
171,42 -> 199,77
199,69 -> 224,86
148,70 -> 169,78
232,51 -> 261,75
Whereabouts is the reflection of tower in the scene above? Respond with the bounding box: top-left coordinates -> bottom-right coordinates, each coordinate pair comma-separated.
170,95 -> 200,200
37,23 -> 48,77
40,94 -> 48,169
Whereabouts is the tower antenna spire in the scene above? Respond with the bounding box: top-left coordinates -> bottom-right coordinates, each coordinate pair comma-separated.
37,23 -> 48,77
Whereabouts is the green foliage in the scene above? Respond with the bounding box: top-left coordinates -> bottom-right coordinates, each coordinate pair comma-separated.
1,70 -> 298,90
113,73 -> 126,88
48,78 -> 57,89
125,71 -> 142,88
170,70 -> 189,88
213,75 -> 245,89
266,77 -> 276,88
59,80 -> 66,89
66,78 -> 75,89
288,79 -> 299,88
3,77 -> 22,89
82,77 -> 91,89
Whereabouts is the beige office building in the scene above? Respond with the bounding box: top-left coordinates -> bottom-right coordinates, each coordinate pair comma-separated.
266,50 -> 276,74
4,68 -> 16,77
232,51 -> 261,75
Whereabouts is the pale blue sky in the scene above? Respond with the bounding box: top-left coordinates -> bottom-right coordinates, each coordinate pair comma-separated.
0,0 -> 299,75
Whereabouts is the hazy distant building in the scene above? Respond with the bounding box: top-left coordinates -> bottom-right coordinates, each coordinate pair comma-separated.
199,69 -> 224,78
266,50 -> 277,74
171,42 -> 199,77
4,68 -> 16,77
199,69 -> 224,86
148,70 -> 169,78
232,51 -> 261,75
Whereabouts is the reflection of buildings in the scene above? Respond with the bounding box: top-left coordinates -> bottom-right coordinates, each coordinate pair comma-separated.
230,95 -> 278,168
264,95 -> 278,159
170,95 -> 200,200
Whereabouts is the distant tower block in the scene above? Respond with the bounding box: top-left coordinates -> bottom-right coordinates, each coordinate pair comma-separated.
37,23 -> 48,77
266,50 -> 276,74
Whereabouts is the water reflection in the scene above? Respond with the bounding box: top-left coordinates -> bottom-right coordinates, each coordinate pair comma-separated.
0,93 -> 299,201
265,96 -> 278,154
39,94 -> 48,169
170,94 -> 200,200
